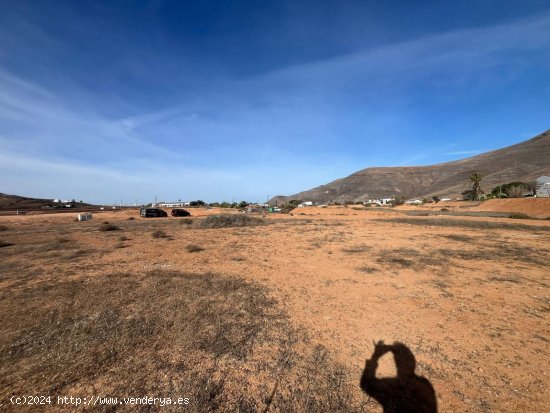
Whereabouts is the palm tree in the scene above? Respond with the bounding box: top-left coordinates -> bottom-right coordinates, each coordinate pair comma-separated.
469,172 -> 483,200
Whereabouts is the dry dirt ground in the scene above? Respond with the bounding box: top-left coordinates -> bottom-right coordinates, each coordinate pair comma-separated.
0,203 -> 549,412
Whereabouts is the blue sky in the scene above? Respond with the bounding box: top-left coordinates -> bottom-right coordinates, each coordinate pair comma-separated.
1,0 -> 549,204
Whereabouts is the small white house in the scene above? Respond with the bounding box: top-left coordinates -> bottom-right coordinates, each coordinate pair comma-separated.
536,176 -> 550,197
298,201 -> 314,207
77,212 -> 93,221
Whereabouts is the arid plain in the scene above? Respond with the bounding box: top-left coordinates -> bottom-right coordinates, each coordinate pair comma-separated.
1,201 -> 549,412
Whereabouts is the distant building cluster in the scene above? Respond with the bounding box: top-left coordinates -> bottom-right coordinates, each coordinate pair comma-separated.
52,199 -> 75,208
364,198 -> 394,206
152,202 -> 189,207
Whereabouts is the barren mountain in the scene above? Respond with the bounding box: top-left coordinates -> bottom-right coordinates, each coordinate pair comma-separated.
271,129 -> 550,204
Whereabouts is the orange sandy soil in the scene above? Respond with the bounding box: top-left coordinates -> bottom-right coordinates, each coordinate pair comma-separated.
396,198 -> 550,218
1,206 -> 549,412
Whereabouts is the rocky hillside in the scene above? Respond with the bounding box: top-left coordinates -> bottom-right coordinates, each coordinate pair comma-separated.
271,129 -> 550,204
0,193 -> 93,211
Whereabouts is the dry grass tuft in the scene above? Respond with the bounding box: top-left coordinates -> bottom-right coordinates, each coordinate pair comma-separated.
185,244 -> 204,253
441,234 -> 472,242
377,248 -> 420,269
357,265 -> 379,274
487,275 -> 521,284
40,237 -> 76,252
342,244 -> 372,254
151,230 -> 168,239
99,222 -> 120,231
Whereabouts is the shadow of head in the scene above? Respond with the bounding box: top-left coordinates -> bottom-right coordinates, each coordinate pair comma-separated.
392,342 -> 416,378
360,341 -> 438,413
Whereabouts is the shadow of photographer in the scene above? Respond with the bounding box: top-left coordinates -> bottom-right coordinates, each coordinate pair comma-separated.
360,341 -> 437,413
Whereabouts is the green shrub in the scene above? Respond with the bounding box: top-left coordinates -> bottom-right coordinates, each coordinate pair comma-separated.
491,181 -> 534,197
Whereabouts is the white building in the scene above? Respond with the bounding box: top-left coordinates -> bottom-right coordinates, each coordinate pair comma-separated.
536,176 -> 550,197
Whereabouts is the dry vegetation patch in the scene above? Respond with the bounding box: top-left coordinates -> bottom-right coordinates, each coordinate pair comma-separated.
33,236 -> 70,248
342,244 -> 372,254
356,265 -> 379,274
508,213 -> 534,219
98,221 -> 121,231
373,238 -> 549,273
0,271 -> 364,412
185,244 -> 204,252
179,218 -> 193,225
376,247 -> 429,269
151,229 -> 168,239
198,214 -> 266,229
382,217 -> 550,232
440,234 -> 473,242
